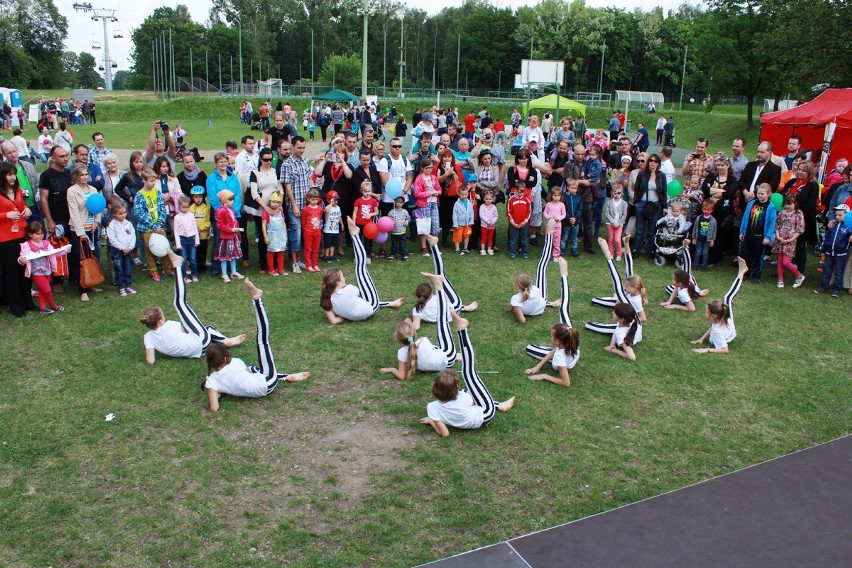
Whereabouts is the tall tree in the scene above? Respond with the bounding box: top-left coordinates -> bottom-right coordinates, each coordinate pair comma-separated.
76,53 -> 103,89
0,0 -> 67,88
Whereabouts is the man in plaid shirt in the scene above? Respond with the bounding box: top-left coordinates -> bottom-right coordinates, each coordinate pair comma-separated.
88,132 -> 112,173
282,135 -> 313,273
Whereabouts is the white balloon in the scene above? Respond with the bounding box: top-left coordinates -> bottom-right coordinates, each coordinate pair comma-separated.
147,233 -> 170,258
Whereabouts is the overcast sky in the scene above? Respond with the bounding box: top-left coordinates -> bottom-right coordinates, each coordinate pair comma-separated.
58,0 -> 691,74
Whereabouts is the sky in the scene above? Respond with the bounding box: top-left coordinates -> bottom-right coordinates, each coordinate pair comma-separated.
58,0 -> 690,75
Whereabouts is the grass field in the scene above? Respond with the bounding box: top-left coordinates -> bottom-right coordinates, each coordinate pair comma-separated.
2,94 -> 848,567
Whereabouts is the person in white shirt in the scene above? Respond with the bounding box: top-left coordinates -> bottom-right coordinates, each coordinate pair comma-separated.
510,220 -> 555,323
320,217 -> 404,324
524,257 -> 580,386
234,134 -> 259,176
420,310 -> 515,437
691,257 -> 747,354
202,278 -> 310,411
140,250 -> 246,364
655,115 -> 667,146
659,146 -> 676,185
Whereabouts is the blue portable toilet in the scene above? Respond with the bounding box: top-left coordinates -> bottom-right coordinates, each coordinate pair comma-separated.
9,90 -> 22,107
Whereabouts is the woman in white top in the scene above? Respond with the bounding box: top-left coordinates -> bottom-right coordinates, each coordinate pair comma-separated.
381,272 -> 457,380
692,257 -> 747,354
249,147 -> 281,273
525,258 -> 580,386
420,312 -> 515,437
320,217 -> 404,324
510,221 -> 555,323
140,250 -> 246,364
203,278 -> 309,411
586,237 -> 648,335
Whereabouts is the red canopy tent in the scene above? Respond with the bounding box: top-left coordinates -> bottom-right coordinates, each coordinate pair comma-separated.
760,88 -> 852,181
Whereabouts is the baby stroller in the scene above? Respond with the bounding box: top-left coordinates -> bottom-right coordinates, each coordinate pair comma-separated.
249,111 -> 263,131
652,222 -> 690,268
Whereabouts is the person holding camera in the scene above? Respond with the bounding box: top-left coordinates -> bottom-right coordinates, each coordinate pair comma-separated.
470,127 -> 506,183
144,120 -> 177,170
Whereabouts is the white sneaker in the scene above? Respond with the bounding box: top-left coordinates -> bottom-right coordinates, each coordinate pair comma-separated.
231,272 -> 245,280
221,275 -> 231,283
777,280 -> 784,288
480,249 -> 486,256
297,261 -> 306,269
616,255 -> 622,262
487,248 -> 494,256
365,257 -> 372,265
793,274 -> 806,288
292,263 -> 301,274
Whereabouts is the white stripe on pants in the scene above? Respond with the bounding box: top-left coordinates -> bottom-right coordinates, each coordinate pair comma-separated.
723,274 -> 743,327
173,262 -> 225,351
457,328 -> 497,426
436,288 -> 457,366
534,233 -> 553,301
585,257 -> 628,335
526,274 -> 572,356
352,232 -> 389,313
430,242 -> 464,312
246,298 -> 288,394
591,253 -> 632,307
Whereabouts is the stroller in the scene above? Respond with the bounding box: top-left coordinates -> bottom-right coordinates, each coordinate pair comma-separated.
652,218 -> 691,268
249,111 -> 263,131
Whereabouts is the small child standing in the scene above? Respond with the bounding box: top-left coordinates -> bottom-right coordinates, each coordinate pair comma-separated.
214,189 -> 244,283
353,180 -> 379,260
772,194 -> 805,288
308,117 -> 316,141
562,179 -> 582,257
507,182 -> 532,259
543,187 -> 567,260
322,190 -> 343,263
738,183 -> 777,283
106,204 -> 137,296
18,221 -> 69,312
133,167 -> 173,281
604,187 -> 627,260
452,184 -> 474,255
189,186 -> 211,274
174,195 -> 200,282
301,188 -> 325,273
388,195 -> 410,260
691,200 -> 718,271
262,191 -> 287,275
815,204 -> 852,296
479,190 -> 498,256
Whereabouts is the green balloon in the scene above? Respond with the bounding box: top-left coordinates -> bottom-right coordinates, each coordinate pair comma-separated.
770,192 -> 784,211
667,180 -> 683,199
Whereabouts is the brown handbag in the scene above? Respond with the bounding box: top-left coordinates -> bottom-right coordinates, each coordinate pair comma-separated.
79,236 -> 105,289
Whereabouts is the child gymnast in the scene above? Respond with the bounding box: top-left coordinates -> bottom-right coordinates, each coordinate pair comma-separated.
691,257 -> 747,354
588,235 -> 647,323
412,234 -> 478,329
202,278 -> 310,411
510,219 -> 555,323
140,249 -> 246,364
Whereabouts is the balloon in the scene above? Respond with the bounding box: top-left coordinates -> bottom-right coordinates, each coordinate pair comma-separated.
86,193 -> 106,214
385,178 -> 403,200
666,180 -> 682,199
378,118 -> 384,125
147,232 -> 170,258
373,231 -> 389,245
377,216 -> 394,233
363,222 -> 379,240
845,211 -> 852,230
770,192 -> 784,212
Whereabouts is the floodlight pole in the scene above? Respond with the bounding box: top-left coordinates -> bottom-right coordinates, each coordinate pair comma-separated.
455,34 -> 460,97
679,45 -> 687,111
361,0 -> 369,103
311,29 -> 315,97
73,3 -> 118,91
598,44 -> 605,94
398,16 -> 405,98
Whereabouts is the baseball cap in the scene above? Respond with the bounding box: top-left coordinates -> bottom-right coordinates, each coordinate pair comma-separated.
833,204 -> 850,212
528,133 -> 540,144
326,190 -> 340,201
467,174 -> 479,182
422,112 -> 434,122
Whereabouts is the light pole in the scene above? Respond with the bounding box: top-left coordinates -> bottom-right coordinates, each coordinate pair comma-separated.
398,16 -> 405,98
598,43 -> 605,94
73,3 -> 118,91
360,0 -> 372,102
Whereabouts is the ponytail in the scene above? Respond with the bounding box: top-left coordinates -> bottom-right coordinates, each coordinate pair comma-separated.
139,306 -> 164,329
673,270 -> 697,300
707,300 -> 731,324
552,323 -> 580,357
414,282 -> 433,313
395,319 -> 418,380
687,282 -> 699,301
320,268 -> 343,312
517,274 -> 532,303
205,343 -> 230,376
613,302 -> 639,347
626,275 -> 648,305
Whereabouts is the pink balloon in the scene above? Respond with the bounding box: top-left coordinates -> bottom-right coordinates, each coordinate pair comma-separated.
377,216 -> 394,233
373,231 -> 389,245
364,222 -> 379,240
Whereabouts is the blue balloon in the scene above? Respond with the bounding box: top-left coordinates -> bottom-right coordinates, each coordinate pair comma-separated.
385,178 -> 403,200
86,193 -> 107,214
844,210 -> 852,230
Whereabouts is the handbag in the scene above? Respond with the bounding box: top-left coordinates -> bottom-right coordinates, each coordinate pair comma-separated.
641,200 -> 660,220
79,237 -> 105,289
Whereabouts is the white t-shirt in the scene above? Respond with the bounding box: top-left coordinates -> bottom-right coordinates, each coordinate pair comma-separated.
676,287 -> 693,304
709,321 -> 736,350
628,293 -> 644,315
612,322 -> 643,347
376,155 -> 413,203
331,284 -> 375,321
413,295 -> 450,323
552,347 -> 579,370
397,337 -> 447,372
511,286 -> 546,316
205,357 -> 267,398
144,320 -> 204,359
426,390 -> 483,430
660,159 -> 676,185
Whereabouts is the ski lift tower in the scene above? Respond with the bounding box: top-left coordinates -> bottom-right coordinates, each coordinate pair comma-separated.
73,3 -> 119,91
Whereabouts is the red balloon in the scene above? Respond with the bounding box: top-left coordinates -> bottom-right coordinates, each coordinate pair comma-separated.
364,222 -> 379,239
378,118 -> 384,124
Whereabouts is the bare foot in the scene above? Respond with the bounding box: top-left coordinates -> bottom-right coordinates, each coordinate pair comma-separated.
425,234 -> 438,248
285,371 -> 310,382
735,256 -> 748,277
388,297 -> 405,308
698,288 -> 710,297
497,396 -> 515,412
420,271 -> 444,290
223,334 -> 247,347
547,299 -> 561,308
244,278 -> 263,300
622,234 -> 632,253
545,217 -> 556,235
166,248 -> 184,268
597,237 -> 612,260
463,300 -> 479,313
557,256 -> 568,277
346,216 -> 360,236
451,312 -> 469,331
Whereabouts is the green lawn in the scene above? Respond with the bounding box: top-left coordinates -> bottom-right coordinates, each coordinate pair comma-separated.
2,94 -> 847,567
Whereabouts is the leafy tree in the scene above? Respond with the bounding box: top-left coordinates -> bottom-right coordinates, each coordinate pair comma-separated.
112,70 -> 132,91
317,54 -> 362,91
0,0 -> 67,88
76,53 -> 103,89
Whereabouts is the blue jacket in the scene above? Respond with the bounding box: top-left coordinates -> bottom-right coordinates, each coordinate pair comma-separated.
739,199 -> 777,244
206,170 -> 243,217
562,192 -> 583,224
820,222 -> 851,257
452,198 -> 474,228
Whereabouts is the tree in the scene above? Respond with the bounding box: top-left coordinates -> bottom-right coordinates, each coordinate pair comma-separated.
76,53 -> 103,89
317,54 -> 362,91
112,70 -> 131,91
0,0 -> 67,88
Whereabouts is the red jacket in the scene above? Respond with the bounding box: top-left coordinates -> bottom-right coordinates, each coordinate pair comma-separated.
215,206 -> 239,240
507,194 -> 532,226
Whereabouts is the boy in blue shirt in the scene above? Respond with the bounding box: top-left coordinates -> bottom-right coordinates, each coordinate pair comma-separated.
815,204 -> 852,297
